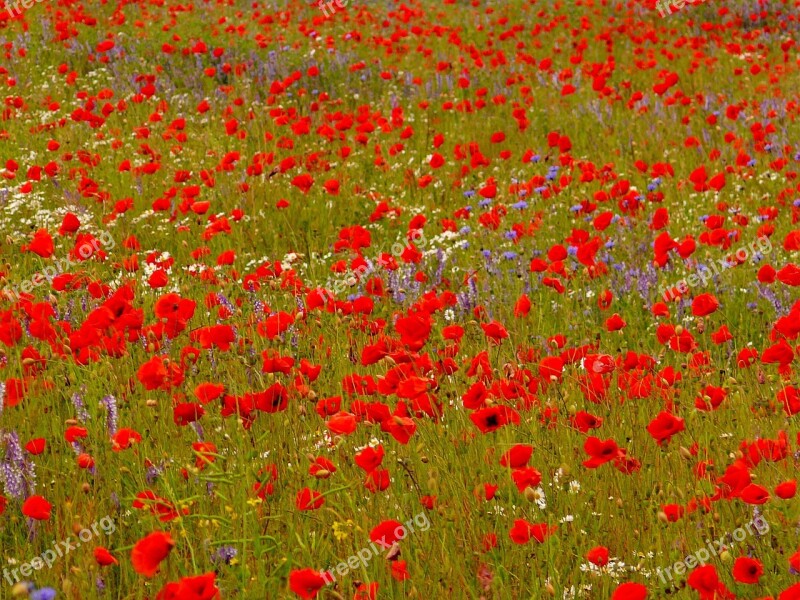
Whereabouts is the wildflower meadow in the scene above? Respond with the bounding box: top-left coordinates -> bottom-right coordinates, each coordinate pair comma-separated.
1,0 -> 800,598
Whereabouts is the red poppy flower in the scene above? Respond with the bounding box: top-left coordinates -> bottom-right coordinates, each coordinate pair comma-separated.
582,437 -> 621,468
539,356 -> 564,381
22,495 -> 52,520
777,264 -> 800,286
173,402 -> 205,426
790,549 -> 800,572
732,556 -> 763,584
499,444 -> 533,468
508,520 -> 556,544
327,411 -> 357,435
26,229 -> 55,258
192,442 -> 217,469
131,531 -> 176,578
514,294 -> 531,317
370,520 -> 405,547
355,445 -> 384,471
258,311 -> 295,340
156,572 -> 220,600
469,406 -> 521,433
511,467 -> 542,492
780,583 -> 800,599
570,411 -> 603,433
692,293 -> 719,316
611,582 -> 648,600
154,293 -> 196,338
775,480 -> 797,499
586,546 -> 609,567
481,320 -> 509,344
112,428 -> 143,451
194,383 -> 225,404
295,488 -> 325,511
288,568 -> 326,599
762,338 -> 795,366
25,438 -> 46,454
686,565 -> 720,597
739,483 -> 770,505
94,546 -> 119,566
59,212 -> 81,235
391,560 -> 410,581
354,582 -> 378,600
583,354 -> 615,374
364,469 -> 391,493
309,457 -> 336,479
605,313 -> 626,331
646,412 -> 685,446
384,415 -> 417,444
694,385 -> 727,411
395,311 -> 433,350
137,356 -> 184,391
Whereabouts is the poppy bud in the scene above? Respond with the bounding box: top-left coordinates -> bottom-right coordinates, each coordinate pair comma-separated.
523,486 -> 538,502
675,325 -> 684,335
657,511 -> 669,523
545,582 -> 555,596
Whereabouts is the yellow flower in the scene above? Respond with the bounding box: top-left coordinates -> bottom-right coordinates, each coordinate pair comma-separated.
332,519 -> 355,541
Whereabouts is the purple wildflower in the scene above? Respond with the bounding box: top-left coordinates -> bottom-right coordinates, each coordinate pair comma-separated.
1,430 -> 35,499
212,545 -> 238,565
101,395 -> 118,437
71,391 -> 90,423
